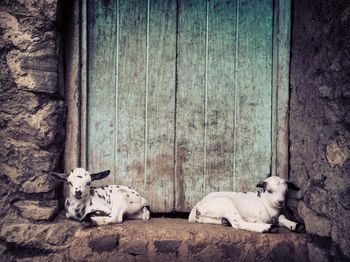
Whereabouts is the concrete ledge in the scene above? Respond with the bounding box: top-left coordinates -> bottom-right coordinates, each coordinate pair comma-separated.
1,218 -> 309,261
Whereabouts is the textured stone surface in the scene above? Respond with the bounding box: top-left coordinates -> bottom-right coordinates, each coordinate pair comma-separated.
6,218 -> 304,262
0,0 -> 64,230
21,174 -> 56,194
13,200 -> 58,221
298,202 -> 332,237
290,0 -> 350,260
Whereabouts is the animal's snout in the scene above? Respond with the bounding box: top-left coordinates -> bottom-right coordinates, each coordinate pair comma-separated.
278,200 -> 284,206
75,190 -> 82,199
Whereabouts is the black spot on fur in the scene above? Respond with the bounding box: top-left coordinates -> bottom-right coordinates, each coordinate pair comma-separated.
76,212 -> 82,219
130,201 -> 133,204
195,209 -> 201,219
97,194 -> 103,198
89,200 -> 93,206
75,208 -> 80,213
126,194 -> 130,197
66,200 -> 70,207
90,189 -> 95,196
77,175 -> 83,178
102,195 -> 105,200
257,191 -> 261,197
132,191 -> 135,194
243,192 -> 247,194
136,194 -> 139,197
110,190 -> 112,193
117,185 -> 120,188
81,206 -> 86,215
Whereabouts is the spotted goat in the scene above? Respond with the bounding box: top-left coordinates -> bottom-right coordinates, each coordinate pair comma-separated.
189,176 -> 305,233
49,167 -> 150,226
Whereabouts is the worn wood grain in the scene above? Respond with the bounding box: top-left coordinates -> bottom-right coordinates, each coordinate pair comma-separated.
64,0 -> 80,173
234,0 -> 273,191
176,0 -> 207,211
79,0 -> 291,212
205,0 -> 237,193
87,0 -> 118,185
117,0 -> 148,191
274,0 -> 291,180
145,0 -> 176,212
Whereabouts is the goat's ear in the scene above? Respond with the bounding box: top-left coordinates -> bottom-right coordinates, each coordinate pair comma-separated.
256,181 -> 267,190
91,170 -> 110,181
47,171 -> 67,182
286,181 -> 300,191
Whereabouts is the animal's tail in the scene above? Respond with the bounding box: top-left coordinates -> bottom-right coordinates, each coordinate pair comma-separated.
188,206 -> 197,223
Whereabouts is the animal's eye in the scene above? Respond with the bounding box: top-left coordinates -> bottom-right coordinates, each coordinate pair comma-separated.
87,182 -> 91,186
68,181 -> 73,186
267,189 -> 273,194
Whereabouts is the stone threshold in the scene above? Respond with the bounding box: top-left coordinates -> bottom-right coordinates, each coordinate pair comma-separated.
1,218 -> 309,261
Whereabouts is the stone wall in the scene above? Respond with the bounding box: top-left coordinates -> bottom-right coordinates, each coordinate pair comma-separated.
0,0 -> 64,226
289,0 -> 350,261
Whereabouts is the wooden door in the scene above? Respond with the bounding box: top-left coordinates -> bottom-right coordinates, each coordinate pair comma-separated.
75,0 -> 291,212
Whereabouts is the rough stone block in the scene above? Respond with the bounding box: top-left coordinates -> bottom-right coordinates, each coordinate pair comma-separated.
318,85 -> 333,98
88,235 -> 119,253
154,240 -> 182,254
21,174 -> 57,193
308,242 -> 330,262
120,239 -> 148,255
219,242 -> 243,259
298,202 -> 332,237
13,200 -> 58,221
326,137 -> 349,167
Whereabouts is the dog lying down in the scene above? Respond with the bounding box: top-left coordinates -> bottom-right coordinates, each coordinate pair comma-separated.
189,176 -> 305,233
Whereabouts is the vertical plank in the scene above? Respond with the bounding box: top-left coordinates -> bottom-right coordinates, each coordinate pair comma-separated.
65,0 -> 80,173
117,0 -> 147,191
234,0 -> 273,191
87,0 -> 118,185
205,0 -> 237,193
80,0 -> 88,170
274,0 -> 291,180
176,0 -> 207,211
145,0 -> 176,212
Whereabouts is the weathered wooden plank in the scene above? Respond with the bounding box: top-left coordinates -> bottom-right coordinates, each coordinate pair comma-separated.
234,0 -> 273,191
87,0 -> 118,185
273,0 -> 291,180
176,0 -> 207,211
64,0 -> 80,173
205,0 -> 237,193
145,0 -> 176,212
80,0 -> 88,170
117,0 -> 147,191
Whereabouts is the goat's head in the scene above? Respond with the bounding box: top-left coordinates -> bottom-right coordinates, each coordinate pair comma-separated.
256,176 -> 300,209
48,168 -> 110,200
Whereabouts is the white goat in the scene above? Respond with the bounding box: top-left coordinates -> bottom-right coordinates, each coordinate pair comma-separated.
189,176 -> 304,233
49,167 -> 150,226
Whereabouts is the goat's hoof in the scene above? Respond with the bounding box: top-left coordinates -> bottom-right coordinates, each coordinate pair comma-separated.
81,220 -> 94,227
221,218 -> 232,227
294,223 -> 306,233
263,224 -> 279,234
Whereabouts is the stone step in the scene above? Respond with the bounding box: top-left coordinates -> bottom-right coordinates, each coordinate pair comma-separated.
70,218 -> 308,261
1,218 -> 309,261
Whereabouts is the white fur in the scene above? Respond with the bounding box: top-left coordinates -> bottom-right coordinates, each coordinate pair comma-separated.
64,168 -> 150,226
188,176 -> 299,233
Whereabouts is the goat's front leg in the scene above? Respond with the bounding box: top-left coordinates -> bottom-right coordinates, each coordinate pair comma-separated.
90,202 -> 127,226
127,206 -> 150,220
278,214 -> 305,232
